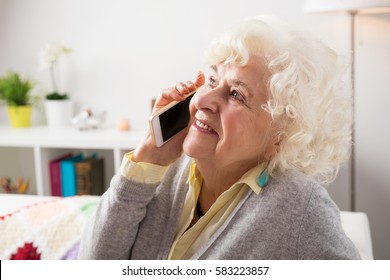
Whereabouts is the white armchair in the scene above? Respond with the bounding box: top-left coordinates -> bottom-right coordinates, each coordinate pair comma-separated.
340,211 -> 373,259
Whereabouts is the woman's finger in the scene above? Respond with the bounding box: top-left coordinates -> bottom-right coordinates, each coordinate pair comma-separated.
175,82 -> 191,94
154,72 -> 205,111
194,71 -> 205,88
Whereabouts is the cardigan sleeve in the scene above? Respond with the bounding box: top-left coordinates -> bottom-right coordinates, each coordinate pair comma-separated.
77,174 -> 159,259
297,184 -> 361,259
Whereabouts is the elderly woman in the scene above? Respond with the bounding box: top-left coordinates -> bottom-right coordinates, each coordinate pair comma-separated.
79,16 -> 360,259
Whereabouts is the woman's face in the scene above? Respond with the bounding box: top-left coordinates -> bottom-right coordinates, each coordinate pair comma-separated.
183,56 -> 276,171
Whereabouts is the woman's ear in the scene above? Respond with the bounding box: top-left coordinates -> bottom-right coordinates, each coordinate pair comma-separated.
265,133 -> 284,161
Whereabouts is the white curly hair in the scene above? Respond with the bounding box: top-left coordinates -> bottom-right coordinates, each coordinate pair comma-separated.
202,15 -> 352,184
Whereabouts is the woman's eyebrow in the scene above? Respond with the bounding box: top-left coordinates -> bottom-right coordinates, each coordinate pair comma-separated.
209,65 -> 217,74
209,65 -> 253,98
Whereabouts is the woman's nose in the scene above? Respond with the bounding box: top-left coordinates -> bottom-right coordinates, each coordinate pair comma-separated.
192,86 -> 219,113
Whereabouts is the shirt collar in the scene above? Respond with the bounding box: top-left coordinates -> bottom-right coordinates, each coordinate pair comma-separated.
188,161 -> 266,195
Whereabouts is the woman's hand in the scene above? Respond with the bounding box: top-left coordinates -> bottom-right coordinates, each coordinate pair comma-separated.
133,72 -> 205,166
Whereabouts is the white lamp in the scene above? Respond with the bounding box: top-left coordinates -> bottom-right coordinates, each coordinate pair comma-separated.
304,0 -> 390,14
304,0 -> 390,211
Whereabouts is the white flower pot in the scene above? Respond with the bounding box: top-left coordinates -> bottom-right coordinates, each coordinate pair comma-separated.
44,99 -> 74,127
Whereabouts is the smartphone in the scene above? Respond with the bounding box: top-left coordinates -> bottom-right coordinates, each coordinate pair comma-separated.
149,90 -> 196,147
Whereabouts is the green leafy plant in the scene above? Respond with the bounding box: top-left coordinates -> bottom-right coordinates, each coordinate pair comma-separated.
0,71 -> 33,106
46,92 -> 69,100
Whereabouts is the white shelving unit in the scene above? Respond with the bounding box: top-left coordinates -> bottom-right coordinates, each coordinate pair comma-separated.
0,125 -> 144,196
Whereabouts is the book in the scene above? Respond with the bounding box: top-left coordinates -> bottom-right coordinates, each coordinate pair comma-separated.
60,154 -> 84,197
75,157 -> 105,196
49,153 -> 73,196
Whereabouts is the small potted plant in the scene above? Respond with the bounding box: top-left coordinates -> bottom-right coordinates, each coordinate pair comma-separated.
39,41 -> 74,127
0,71 -> 34,128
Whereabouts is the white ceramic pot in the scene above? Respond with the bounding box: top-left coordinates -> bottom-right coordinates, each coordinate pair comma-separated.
44,99 -> 74,127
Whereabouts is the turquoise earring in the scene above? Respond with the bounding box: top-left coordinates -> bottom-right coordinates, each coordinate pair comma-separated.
257,168 -> 269,188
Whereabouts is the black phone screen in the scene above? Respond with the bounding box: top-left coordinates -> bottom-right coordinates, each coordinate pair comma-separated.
159,94 -> 194,142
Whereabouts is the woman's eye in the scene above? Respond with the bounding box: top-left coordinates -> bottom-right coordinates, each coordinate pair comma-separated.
208,76 -> 216,87
230,90 -> 244,101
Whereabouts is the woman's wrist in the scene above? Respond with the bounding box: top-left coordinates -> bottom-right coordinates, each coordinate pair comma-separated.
133,145 -> 171,166
132,135 -> 173,166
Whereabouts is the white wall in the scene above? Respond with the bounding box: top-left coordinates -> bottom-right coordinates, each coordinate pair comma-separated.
0,0 -> 389,259
354,14 -> 390,260
0,0 -> 306,128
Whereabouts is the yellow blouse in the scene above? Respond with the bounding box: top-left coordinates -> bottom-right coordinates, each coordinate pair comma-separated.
122,152 -> 264,260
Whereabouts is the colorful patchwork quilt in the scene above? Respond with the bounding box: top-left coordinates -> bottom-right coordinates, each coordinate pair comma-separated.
0,195 -> 99,260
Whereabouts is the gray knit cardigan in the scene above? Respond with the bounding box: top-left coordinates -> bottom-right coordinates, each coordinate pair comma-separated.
78,155 -> 361,260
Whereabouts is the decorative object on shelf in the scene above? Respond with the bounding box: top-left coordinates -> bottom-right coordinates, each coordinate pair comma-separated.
39,41 -> 74,127
116,118 -> 131,131
71,107 -> 106,130
0,176 -> 29,194
0,71 -> 34,128
44,97 -> 74,127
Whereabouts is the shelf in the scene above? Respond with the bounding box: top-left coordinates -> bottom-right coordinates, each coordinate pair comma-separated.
0,125 -> 144,196
0,125 -> 145,149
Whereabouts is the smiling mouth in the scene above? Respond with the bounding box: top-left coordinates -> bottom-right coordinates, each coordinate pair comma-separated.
194,119 -> 217,134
